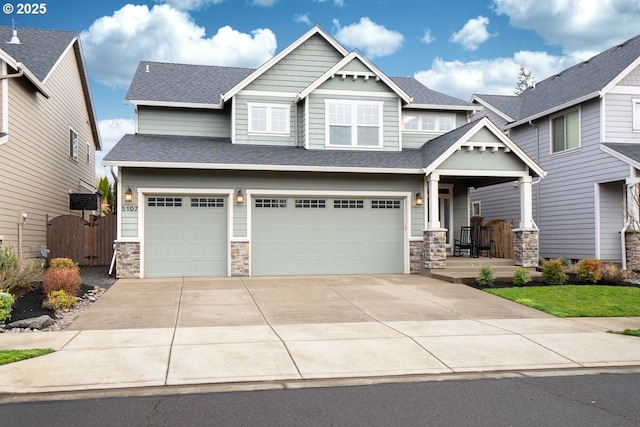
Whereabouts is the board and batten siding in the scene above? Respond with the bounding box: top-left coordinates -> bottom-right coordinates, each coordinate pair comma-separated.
0,48 -> 97,257
120,168 -> 425,239
137,107 -> 230,138
603,66 -> 640,143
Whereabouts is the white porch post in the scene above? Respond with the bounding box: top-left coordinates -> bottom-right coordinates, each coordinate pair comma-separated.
627,179 -> 640,230
519,175 -> 535,229
427,173 -> 440,229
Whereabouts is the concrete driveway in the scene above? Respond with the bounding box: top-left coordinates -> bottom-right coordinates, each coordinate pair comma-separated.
2,274 -> 640,393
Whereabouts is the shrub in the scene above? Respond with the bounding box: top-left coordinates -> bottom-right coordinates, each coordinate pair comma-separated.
42,267 -> 81,296
542,259 -> 567,285
42,290 -> 77,311
512,267 -> 532,287
576,258 -> 604,284
599,264 -> 633,286
477,265 -> 496,287
48,258 -> 79,271
0,292 -> 14,323
0,248 -> 43,294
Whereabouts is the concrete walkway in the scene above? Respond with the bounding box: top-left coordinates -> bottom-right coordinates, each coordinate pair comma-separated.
1,275 -> 640,393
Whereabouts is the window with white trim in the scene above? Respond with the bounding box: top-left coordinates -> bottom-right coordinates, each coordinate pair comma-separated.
326,100 -> 383,148
471,201 -> 481,217
86,142 -> 91,164
69,128 -> 78,160
551,109 -> 580,153
633,99 -> 640,131
248,103 -> 290,135
402,112 -> 455,132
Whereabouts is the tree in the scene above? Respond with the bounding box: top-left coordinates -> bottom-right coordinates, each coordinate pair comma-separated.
96,176 -> 114,215
515,65 -> 534,95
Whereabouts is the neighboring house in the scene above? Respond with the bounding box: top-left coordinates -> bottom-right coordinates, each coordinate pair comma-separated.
104,26 -> 544,279
471,33 -> 640,267
0,26 -> 101,258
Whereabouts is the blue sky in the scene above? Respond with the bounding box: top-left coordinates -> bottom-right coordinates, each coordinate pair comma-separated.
5,0 -> 640,177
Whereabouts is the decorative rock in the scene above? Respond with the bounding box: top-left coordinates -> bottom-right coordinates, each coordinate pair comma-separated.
6,315 -> 54,330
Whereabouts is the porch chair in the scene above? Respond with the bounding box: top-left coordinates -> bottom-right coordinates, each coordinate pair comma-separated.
453,226 -> 474,257
474,226 -> 495,258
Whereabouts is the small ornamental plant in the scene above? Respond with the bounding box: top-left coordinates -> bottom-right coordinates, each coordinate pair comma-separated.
42,290 -> 77,312
477,265 -> 496,287
48,258 -> 79,271
42,258 -> 81,296
0,291 -> 14,323
542,258 -> 567,285
599,264 -> 633,286
575,258 -> 604,285
512,267 -> 532,287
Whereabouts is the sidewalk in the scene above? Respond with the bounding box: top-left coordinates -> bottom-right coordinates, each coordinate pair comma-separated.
1,275 -> 640,393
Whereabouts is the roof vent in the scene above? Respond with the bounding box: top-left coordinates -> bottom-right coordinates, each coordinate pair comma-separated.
145,64 -> 149,73
7,20 -> 20,45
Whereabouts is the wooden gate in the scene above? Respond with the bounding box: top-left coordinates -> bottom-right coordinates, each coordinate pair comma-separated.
47,215 -> 117,266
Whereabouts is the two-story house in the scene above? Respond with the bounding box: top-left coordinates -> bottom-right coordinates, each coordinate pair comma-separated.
0,26 -> 101,258
104,26 -> 544,279
471,33 -> 640,268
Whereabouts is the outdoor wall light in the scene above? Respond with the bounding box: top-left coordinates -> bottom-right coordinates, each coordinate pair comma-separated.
415,192 -> 423,206
124,187 -> 133,203
236,189 -> 245,204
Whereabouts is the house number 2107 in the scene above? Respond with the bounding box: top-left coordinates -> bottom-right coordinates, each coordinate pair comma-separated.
122,206 -> 138,212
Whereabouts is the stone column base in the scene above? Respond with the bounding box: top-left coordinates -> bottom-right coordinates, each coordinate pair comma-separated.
625,231 -> 640,271
409,240 -> 422,274
422,229 -> 447,271
231,241 -> 250,276
513,229 -> 539,267
115,241 -> 140,278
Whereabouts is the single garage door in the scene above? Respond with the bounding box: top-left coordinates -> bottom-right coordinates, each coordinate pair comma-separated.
252,197 -> 405,275
144,195 -> 227,277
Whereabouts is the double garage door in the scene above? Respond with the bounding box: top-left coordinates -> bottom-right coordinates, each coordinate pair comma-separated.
144,194 -> 405,277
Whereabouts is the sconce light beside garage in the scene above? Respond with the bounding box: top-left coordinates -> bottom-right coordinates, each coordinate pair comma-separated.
415,191 -> 423,206
124,188 -> 133,203
236,189 -> 245,204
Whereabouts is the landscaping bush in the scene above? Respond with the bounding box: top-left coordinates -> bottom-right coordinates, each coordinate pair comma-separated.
542,258 -> 567,285
0,291 -> 14,323
42,290 -> 77,311
599,264 -> 633,286
575,258 -> 604,284
477,265 -> 496,287
42,267 -> 81,296
512,267 -> 532,287
48,257 -> 79,271
0,247 -> 43,294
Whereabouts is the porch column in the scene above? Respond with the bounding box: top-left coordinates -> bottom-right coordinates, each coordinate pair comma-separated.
422,173 -> 447,271
514,175 -> 539,267
427,173 -> 440,229
519,175 -> 534,229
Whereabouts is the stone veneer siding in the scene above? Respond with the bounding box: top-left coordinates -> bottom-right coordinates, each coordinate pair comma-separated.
513,229 -> 539,267
409,240 -> 422,274
422,229 -> 447,271
231,241 -> 250,276
625,231 -> 640,271
115,241 -> 140,278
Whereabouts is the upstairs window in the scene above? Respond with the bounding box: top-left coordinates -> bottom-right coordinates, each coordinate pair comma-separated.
633,99 -> 640,131
248,103 -> 290,135
326,100 -> 383,148
69,128 -> 78,160
403,112 -> 455,132
551,109 -> 580,153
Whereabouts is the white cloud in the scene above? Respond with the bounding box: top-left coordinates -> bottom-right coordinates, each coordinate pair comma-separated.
333,17 -> 404,58
96,118 -> 136,179
159,0 -> 225,10
80,4 -> 277,88
421,30 -> 434,44
294,13 -> 311,25
414,51 -> 574,100
493,0 -> 640,54
450,15 -> 491,51
315,0 -> 344,6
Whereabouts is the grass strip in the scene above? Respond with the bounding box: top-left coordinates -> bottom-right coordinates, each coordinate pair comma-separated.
484,285 -> 640,317
0,349 -> 55,365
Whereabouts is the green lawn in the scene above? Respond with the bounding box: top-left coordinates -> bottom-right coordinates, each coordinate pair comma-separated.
484,285 -> 640,317
0,349 -> 55,365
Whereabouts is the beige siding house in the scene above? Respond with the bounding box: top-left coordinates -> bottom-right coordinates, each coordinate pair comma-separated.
0,26 -> 101,258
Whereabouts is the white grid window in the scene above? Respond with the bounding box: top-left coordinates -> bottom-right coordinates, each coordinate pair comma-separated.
191,198 -> 224,208
248,103 -> 290,135
255,198 -> 287,208
402,112 -> 455,132
334,200 -> 364,209
471,201 -> 481,217
551,109 -> 580,153
69,128 -> 78,160
295,199 -> 326,208
371,200 -> 401,209
148,197 -> 183,207
326,100 -> 383,148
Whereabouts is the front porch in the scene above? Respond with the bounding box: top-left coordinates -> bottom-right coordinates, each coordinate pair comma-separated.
423,256 -> 542,284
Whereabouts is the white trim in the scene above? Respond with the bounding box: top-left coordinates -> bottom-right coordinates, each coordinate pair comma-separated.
407,103 -> 481,112
43,37 -> 75,84
633,98 -> 640,131
601,144 -> 640,170
304,99 -> 310,149
397,98 -> 403,151
608,85 -> 640,95
471,200 -> 481,217
324,99 -> 384,149
468,95 -> 513,122
246,189 -> 412,275
247,102 -> 291,135
312,88 -> 398,98
402,111 -> 456,133
594,183 -> 601,259
1,61 -> 7,138
231,97 -> 236,143
601,55 -> 640,96
79,179 -> 95,192
136,188 -> 234,278
69,126 -> 78,161
435,169 -> 529,178
549,107 -> 581,155
116,177 -> 123,240
127,100 -> 223,110
505,91 -> 600,130
240,90 -> 297,98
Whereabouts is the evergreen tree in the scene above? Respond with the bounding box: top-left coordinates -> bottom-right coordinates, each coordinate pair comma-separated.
515,65 -> 534,95
97,176 -> 114,215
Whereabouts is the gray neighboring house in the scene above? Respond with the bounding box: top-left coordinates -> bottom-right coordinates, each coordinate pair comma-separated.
470,33 -> 640,267
104,26 -> 544,279
0,26 -> 101,258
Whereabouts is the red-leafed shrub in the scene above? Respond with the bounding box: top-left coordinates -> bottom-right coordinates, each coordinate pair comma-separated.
42,267 -> 81,296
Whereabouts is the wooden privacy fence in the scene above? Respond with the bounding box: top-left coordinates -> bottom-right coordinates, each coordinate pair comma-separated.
470,217 -> 514,258
47,215 -> 117,266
